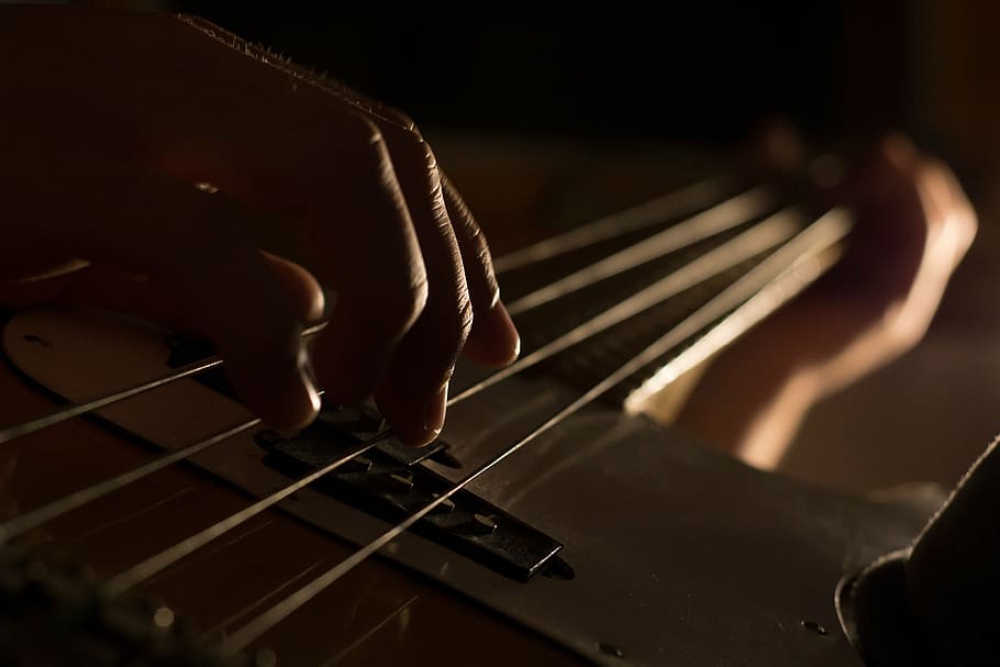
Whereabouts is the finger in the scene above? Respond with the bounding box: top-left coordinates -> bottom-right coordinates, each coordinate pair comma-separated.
913,158 -> 977,270
441,175 -> 521,368
814,137 -> 927,303
367,133 -> 472,446
300,76 -> 519,370
300,128 -> 429,406
10,151 -> 320,431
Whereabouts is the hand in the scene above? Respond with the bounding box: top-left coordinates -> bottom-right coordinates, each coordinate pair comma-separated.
675,136 -> 977,468
0,6 -> 520,445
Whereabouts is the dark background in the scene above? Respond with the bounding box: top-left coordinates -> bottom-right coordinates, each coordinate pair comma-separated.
171,2 -> 915,147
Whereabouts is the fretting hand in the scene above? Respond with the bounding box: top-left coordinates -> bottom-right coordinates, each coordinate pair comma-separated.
676,134 -> 977,467
0,6 -> 520,445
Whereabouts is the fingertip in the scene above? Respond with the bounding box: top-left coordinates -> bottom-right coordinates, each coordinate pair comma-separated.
462,301 -> 521,368
375,381 -> 448,448
224,344 -> 321,432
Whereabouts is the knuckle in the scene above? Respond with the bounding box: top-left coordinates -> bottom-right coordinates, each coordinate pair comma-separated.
388,107 -> 420,137
371,101 -> 420,138
957,206 -> 978,242
340,88 -> 418,137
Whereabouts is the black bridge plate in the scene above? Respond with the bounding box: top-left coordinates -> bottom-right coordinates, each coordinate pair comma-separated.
256,403 -> 568,583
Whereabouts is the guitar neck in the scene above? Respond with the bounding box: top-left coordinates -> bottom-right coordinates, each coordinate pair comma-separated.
491,179 -> 850,410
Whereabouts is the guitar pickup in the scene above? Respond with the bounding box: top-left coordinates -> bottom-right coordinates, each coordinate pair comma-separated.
255,403 -> 570,583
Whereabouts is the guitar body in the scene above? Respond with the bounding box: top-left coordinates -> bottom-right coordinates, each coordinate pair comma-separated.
0,306 -> 930,666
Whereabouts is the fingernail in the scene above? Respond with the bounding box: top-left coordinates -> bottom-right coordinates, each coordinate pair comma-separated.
422,382 -> 449,442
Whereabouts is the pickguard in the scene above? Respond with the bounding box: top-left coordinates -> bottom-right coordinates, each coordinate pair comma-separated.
3,307 -> 930,666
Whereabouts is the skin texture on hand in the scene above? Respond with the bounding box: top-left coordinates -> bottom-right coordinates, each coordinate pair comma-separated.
674,137 -> 977,468
0,6 -> 520,445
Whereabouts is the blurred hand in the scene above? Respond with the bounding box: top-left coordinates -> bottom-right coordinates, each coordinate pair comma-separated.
0,6 -> 520,445
675,135 -> 977,468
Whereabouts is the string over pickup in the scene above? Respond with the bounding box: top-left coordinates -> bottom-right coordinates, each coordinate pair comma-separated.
255,404 -> 569,583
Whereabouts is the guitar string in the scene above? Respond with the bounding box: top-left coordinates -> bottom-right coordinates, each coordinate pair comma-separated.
505,187 -> 770,315
0,209 -> 785,543
103,429 -> 392,593
0,420 -> 262,543
0,323 -> 325,447
449,209 -> 799,404
0,187 -> 764,448
492,177 -> 727,273
221,208 -> 852,653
